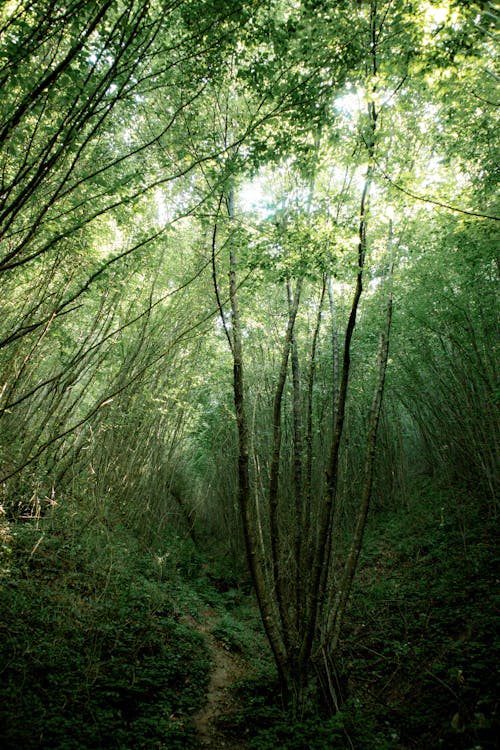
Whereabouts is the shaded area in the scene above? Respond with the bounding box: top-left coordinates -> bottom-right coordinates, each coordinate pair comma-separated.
191,608 -> 249,749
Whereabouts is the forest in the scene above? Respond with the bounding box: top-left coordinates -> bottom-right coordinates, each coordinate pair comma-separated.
0,1 -> 498,748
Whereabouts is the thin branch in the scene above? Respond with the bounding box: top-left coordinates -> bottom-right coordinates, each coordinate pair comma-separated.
380,168 -> 500,221
211,193 -> 234,353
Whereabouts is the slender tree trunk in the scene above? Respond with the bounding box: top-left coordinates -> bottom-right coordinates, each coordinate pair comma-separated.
224,188 -> 289,687
287,279 -> 306,638
299,157 -> 375,680
327,276 -> 340,430
268,277 -> 303,658
302,278 -> 326,628
299,8 -> 380,680
328,223 -> 394,649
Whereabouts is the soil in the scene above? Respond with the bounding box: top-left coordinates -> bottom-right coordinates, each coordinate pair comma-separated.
190,607 -> 249,750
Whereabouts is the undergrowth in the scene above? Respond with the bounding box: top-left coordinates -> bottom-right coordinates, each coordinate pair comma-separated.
211,483 -> 499,750
0,503 -> 210,750
341,484 -> 499,749
1,480 -> 497,750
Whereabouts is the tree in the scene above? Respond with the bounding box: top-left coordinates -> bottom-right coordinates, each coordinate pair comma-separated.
195,0 -> 500,712
197,0 -> 400,710
0,0 -> 255,503
1,0 -> 497,723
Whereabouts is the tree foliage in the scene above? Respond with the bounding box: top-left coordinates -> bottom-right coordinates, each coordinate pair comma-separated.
0,0 -> 498,746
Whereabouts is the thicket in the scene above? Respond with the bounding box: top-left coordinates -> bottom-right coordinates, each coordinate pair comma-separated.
0,1 -> 498,748
0,498 -> 213,750
1,470 -> 498,749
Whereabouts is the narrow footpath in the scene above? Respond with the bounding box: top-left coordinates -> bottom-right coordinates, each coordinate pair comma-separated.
190,608 -> 249,750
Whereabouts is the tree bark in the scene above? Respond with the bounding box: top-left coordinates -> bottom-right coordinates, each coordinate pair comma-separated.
328,222 -> 394,650
225,187 -> 289,686
268,277 -> 303,654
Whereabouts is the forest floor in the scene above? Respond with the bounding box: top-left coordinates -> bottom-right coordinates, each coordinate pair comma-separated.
190,607 -> 249,749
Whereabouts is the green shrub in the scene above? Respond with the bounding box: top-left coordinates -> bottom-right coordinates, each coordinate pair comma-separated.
212,612 -> 253,653
0,514 -> 209,750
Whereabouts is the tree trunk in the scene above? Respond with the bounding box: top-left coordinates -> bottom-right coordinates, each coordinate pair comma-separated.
225,187 -> 289,686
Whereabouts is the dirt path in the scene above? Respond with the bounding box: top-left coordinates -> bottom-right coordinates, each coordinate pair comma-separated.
190,609 -> 248,749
